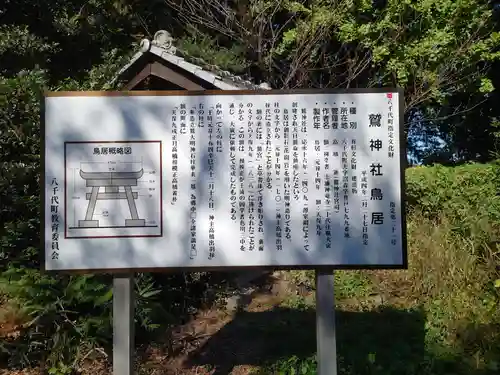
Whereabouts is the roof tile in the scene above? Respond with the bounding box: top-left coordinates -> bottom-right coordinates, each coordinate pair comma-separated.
114,30 -> 272,91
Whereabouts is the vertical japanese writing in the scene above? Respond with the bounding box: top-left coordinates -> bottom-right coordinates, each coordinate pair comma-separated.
390,202 -> 397,245
315,140 -> 322,238
315,140 -> 322,191
370,162 -> 383,177
265,104 -> 272,190
301,106 -> 309,251
370,138 -> 383,153
256,105 -> 264,251
361,171 -> 369,245
189,103 -> 197,259
370,187 -> 383,248
387,93 -> 395,158
369,106 -> 385,236
247,102 -> 256,251
229,103 -> 237,222
190,106 -> 197,131
349,104 -> 358,129
331,106 -> 339,130
369,104 -> 384,179
208,217 -> 215,259
371,211 -> 384,225
214,103 -> 222,258
198,103 -> 205,128
180,103 -> 187,134
369,112 -> 382,128
351,139 -> 357,194
333,168 -> 340,213
322,106 -> 330,129
313,105 -> 320,130
342,139 -> 350,238
50,178 -> 60,260
207,104 -> 215,260
283,106 -> 291,242
274,101 -> 283,251
257,166 -> 264,251
238,103 -> 246,251
171,107 -> 178,205
324,143 -> 332,249
292,103 -> 300,202
215,104 -> 223,153
207,110 -> 215,184
340,105 -> 349,129
332,138 -> 339,213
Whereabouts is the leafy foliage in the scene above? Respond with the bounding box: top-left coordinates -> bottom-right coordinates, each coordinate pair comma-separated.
163,0 -> 500,163
0,271 -> 113,369
0,4 -> 227,372
177,25 -> 250,73
406,162 -> 500,244
1,0 -> 500,373
0,70 -> 46,270
265,161 -> 500,375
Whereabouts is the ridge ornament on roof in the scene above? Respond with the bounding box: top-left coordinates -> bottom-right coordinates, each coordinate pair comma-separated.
111,29 -> 272,91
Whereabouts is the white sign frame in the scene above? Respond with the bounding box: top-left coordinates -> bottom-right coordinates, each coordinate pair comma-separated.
42,89 -> 407,273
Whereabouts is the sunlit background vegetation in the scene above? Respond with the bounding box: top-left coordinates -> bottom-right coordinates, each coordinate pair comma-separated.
1,1 -> 499,374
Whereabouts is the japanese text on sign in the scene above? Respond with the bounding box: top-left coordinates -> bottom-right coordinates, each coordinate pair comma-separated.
43,90 -> 406,271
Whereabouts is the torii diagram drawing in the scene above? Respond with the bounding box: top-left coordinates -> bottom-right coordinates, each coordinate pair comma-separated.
78,168 -> 146,228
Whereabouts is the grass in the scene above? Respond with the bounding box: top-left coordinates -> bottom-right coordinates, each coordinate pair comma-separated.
1,224 -> 499,374
1,162 -> 499,374
255,162 -> 500,374
256,209 -> 500,375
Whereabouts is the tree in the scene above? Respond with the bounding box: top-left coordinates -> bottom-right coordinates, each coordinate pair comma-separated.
161,0 -> 500,162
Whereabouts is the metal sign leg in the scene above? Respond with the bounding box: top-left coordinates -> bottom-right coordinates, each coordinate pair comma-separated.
113,274 -> 135,375
84,186 -> 99,220
315,269 -> 338,375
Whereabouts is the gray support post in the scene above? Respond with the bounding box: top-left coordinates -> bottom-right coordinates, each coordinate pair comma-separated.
113,274 -> 135,375
85,186 -> 99,220
124,186 -> 139,220
315,269 -> 338,375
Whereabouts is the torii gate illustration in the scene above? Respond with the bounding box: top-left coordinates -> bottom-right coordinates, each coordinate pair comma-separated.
78,168 -> 145,228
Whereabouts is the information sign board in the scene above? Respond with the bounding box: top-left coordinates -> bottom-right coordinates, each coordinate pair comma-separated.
42,89 -> 406,271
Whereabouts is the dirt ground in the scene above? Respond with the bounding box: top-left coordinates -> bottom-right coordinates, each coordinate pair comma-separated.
1,272 -> 304,375
136,272 -> 299,375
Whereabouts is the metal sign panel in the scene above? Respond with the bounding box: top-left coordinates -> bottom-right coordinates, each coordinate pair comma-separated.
42,89 -> 406,272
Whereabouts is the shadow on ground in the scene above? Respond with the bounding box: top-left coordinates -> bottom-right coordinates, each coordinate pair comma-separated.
185,306 -> 496,375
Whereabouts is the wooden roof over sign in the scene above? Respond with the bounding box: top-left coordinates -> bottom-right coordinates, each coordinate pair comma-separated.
111,30 -> 272,91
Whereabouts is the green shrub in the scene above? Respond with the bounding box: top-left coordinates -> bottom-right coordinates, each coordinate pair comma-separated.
254,355 -> 317,375
271,162 -> 500,375
0,65 -> 228,373
405,162 -> 500,233
0,271 -> 113,369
